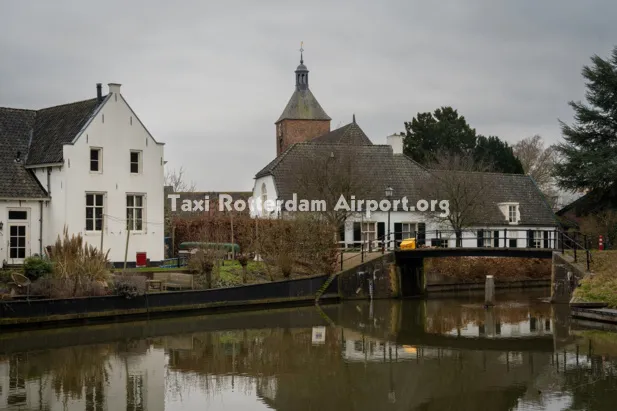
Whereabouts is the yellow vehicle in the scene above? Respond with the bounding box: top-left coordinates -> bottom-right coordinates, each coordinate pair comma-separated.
399,238 -> 416,250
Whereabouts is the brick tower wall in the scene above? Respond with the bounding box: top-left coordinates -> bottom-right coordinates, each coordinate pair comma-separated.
276,119 -> 331,156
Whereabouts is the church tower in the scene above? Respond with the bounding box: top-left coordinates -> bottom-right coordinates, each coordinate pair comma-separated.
275,47 -> 331,156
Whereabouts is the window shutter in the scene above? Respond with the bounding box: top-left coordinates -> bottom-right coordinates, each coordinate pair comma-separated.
394,223 -> 402,246
377,222 -> 385,241
353,222 -> 361,245
527,230 -> 533,248
418,223 -> 426,246
493,231 -> 499,248
543,231 -> 549,249
338,223 -> 346,245
477,230 -> 484,247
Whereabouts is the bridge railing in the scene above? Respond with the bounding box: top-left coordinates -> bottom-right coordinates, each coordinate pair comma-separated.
336,228 -> 592,271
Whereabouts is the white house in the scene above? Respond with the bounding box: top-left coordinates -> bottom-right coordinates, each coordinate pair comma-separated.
250,56 -> 558,249
0,83 -> 165,266
251,123 -> 558,249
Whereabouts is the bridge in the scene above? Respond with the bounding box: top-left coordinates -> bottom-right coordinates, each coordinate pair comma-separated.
395,246 -> 554,263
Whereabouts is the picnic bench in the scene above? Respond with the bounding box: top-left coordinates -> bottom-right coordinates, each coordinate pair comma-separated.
152,272 -> 194,291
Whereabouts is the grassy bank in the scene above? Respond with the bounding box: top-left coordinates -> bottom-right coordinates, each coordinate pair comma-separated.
573,250 -> 617,307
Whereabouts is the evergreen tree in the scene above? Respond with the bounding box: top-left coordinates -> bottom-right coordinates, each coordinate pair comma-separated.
474,135 -> 524,174
555,46 -> 617,192
403,107 -> 523,174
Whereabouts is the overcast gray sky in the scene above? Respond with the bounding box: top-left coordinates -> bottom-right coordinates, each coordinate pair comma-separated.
1,0 -> 616,191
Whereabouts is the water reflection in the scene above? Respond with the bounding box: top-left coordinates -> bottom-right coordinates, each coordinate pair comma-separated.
0,291 -> 616,410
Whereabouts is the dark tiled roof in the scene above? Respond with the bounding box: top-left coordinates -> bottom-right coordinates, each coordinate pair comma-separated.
27,97 -> 104,165
255,142 -> 556,227
430,170 -> 557,226
0,108 -> 48,198
276,89 -> 331,122
256,142 -> 429,202
311,122 -> 373,145
0,95 -> 105,198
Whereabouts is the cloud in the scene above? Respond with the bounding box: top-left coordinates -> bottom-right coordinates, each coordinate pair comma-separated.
1,0 -> 616,190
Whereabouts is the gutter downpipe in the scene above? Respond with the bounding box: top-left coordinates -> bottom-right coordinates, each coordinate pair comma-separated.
39,200 -> 44,255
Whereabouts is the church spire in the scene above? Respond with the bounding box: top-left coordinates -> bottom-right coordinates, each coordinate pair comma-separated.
295,41 -> 309,91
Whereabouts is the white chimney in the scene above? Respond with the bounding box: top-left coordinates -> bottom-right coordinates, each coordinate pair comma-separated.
108,83 -> 122,94
387,134 -> 404,154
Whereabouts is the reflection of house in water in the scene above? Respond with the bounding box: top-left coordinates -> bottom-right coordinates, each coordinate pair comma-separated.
0,346 -> 166,411
444,314 -> 554,339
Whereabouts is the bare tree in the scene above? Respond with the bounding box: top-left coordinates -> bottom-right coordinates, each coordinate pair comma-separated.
421,152 -> 490,247
165,166 -> 196,192
290,145 -> 379,242
514,135 -> 558,204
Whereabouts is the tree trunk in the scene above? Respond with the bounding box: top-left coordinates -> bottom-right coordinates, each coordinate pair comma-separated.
455,229 -> 462,247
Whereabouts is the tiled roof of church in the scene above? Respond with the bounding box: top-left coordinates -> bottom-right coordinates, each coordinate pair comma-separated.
276,89 -> 331,122
311,122 -> 372,145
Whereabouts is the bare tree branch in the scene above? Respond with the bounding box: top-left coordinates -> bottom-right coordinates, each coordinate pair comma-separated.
165,166 -> 196,192
420,152 -> 491,246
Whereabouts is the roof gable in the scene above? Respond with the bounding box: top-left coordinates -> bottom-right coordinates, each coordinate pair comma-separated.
311,122 -> 373,145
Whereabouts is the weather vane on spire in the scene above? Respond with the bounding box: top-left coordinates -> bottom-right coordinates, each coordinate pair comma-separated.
299,41 -> 304,64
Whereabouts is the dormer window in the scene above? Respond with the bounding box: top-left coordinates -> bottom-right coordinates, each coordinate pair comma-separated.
90,148 -> 102,172
508,204 -> 519,224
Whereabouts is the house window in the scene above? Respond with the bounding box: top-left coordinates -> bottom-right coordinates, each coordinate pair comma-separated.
8,211 -> 28,220
126,194 -> 144,231
509,238 -> 517,248
533,231 -> 543,248
361,222 -> 377,243
508,205 -> 518,223
401,223 -> 417,239
86,193 -> 104,231
90,148 -> 102,172
130,151 -> 141,174
483,230 -> 494,247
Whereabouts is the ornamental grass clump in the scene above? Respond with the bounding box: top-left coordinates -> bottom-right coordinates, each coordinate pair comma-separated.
41,227 -> 112,297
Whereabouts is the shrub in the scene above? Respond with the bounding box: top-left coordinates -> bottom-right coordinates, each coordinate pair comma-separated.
31,278 -> 108,299
23,256 -> 53,281
52,227 -> 110,283
113,275 -> 146,299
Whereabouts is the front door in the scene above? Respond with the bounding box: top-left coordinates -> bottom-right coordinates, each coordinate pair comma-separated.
9,224 -> 28,264
8,224 -> 28,264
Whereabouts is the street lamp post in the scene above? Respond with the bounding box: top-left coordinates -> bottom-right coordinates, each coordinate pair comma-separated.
385,186 -> 393,250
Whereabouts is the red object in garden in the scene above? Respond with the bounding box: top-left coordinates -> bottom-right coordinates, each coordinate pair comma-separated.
136,252 -> 147,267
599,235 -> 604,251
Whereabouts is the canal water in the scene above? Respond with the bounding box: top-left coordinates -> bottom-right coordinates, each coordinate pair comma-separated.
1,290 -> 616,410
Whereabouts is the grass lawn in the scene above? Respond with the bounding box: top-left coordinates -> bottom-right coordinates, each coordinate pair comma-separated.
573,250 -> 617,307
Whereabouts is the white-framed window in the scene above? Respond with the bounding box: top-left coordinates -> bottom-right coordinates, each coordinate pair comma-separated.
508,204 -> 519,224
401,222 -> 417,239
362,222 -> 377,243
90,147 -> 102,172
533,231 -> 543,248
126,194 -> 145,231
130,150 -> 142,174
85,193 -> 105,231
483,230 -> 494,247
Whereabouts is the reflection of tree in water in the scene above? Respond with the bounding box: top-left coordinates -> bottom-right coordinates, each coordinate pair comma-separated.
163,327 -> 342,402
15,344 -> 111,408
561,355 -> 617,411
